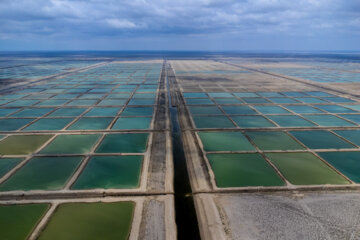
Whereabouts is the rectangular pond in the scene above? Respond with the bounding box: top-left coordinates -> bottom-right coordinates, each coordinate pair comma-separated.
207,153 -> 284,187
38,202 -> 134,240
266,152 -> 349,185
0,203 -> 49,240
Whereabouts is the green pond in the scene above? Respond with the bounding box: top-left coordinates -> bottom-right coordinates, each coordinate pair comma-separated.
6,100 -> 38,107
318,151 -> 360,183
208,153 -> 284,187
89,89 -> 111,94
40,134 -> 100,154
253,106 -> 290,114
0,94 -> 28,99
107,93 -> 131,98
213,98 -> 242,104
266,152 -> 349,185
38,202 -> 134,240
186,98 -> 213,105
246,131 -> 304,150
53,94 -> 80,99
136,89 -> 156,93
281,91 -> 308,97
24,118 -> 74,131
0,135 -> 53,155
334,130 -> 360,146
0,118 -> 35,131
193,116 -> 235,128
189,106 -> 222,115
315,105 -> 356,113
267,115 -> 315,127
183,92 -> 208,98
37,99 -> 69,106
48,108 -> 87,117
0,98 -> 14,103
41,89 -> 64,94
305,91 -> 333,97
0,158 -> 23,178
232,116 -> 275,128
295,97 -> 326,103
290,130 -> 355,149
208,92 -> 233,98
67,99 -> 97,106
121,107 -> 154,116
304,115 -> 356,127
128,99 -> 155,105
324,97 -> 355,103
11,108 -> 54,117
98,99 -> 127,106
222,106 -> 256,115
0,108 -> 20,117
242,97 -> 270,104
268,97 -> 300,104
233,92 -> 258,97
0,157 -> 82,191
257,92 -> 283,97
284,105 -> 323,114
84,107 -> 120,116
340,114 -> 360,124
113,88 -> 134,93
343,105 -> 360,111
65,89 -> 89,94
0,204 -> 49,240
68,117 -> 113,130
72,156 -> 142,189
77,94 -> 102,100
198,132 -> 255,151
112,117 -> 151,129
96,133 -> 148,153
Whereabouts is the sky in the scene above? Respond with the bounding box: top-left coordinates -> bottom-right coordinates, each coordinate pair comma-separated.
0,0 -> 359,51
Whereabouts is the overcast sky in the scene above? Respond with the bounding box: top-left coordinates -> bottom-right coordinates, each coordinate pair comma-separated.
0,0 -> 359,51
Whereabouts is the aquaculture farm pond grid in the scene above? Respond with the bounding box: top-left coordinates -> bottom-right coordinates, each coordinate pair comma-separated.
167,59 -> 360,239
262,67 -> 360,83
0,62 -> 167,240
2,58 -> 360,239
182,90 -> 360,189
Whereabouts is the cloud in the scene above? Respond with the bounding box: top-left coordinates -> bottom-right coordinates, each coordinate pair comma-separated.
106,19 -> 138,29
106,18 -> 137,29
0,0 -> 359,50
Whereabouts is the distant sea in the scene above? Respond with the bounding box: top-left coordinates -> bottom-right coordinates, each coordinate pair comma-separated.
1,50 -> 360,61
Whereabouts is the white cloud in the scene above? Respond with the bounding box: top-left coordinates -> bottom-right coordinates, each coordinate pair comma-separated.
106,18 -> 137,29
42,0 -> 87,18
0,0 -> 358,39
